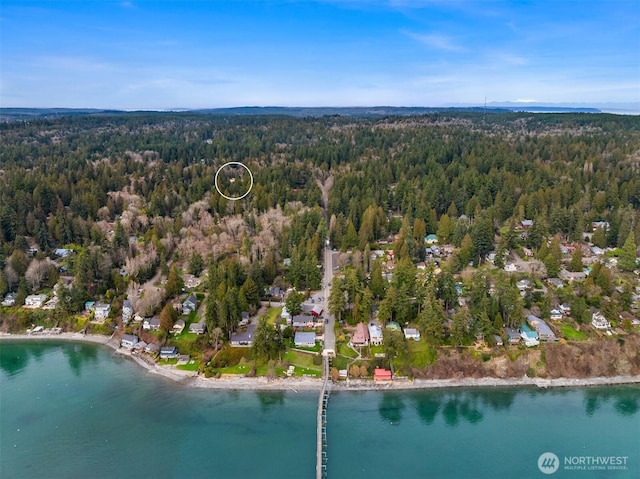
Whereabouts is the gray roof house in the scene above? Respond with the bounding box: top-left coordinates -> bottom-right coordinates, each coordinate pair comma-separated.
121,334 -> 139,349
527,315 -> 557,341
122,300 -> 134,323
230,324 -> 256,347
183,294 -> 198,314
294,332 -> 316,348
160,347 -> 179,359
189,317 -> 207,334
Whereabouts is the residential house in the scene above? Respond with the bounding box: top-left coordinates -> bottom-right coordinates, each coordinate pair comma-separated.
43,296 -> 59,310
425,234 -> 438,245
559,304 -> 571,316
182,295 -> 198,314
120,334 -> 139,349
368,323 -> 383,346
592,221 -> 609,232
267,287 -> 285,300
311,305 -> 324,318
505,328 -> 521,345
404,328 -> 421,341
182,274 -> 201,289
54,248 -> 72,258
93,302 -> 111,320
239,311 -> 250,326
294,331 -> 316,348
159,347 -> 179,359
144,343 -> 159,354
374,368 -> 393,383
550,308 -> 563,321
619,311 -> 640,326
172,319 -> 186,335
386,321 -> 401,332
521,219 -> 534,229
520,324 -> 540,347
24,294 -> 47,308
189,318 -> 207,334
351,322 -> 370,347
143,316 -> 161,331
504,263 -> 518,273
591,311 -> 611,330
230,324 -> 256,347
292,315 -> 316,330
522,247 -> 534,258
122,300 -> 134,324
591,246 -> 605,256
560,269 -> 587,282
280,306 -> 292,323
527,315 -> 557,341
517,279 -> 531,292
2,293 -> 17,307
493,335 -> 504,346
547,278 -> 564,289
85,301 -> 95,312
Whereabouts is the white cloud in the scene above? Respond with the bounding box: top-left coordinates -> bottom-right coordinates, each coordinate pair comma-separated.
404,31 -> 464,52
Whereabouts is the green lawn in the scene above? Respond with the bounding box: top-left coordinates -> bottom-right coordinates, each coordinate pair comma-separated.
559,323 -> 588,340
370,345 -> 385,356
266,307 -> 282,325
282,350 -> 322,377
177,360 -> 200,371
338,342 -> 358,358
218,362 -> 253,374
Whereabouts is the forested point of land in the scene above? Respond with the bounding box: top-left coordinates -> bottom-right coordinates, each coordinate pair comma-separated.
1,111 -> 639,378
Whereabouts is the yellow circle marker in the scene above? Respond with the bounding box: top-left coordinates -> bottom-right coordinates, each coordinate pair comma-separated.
214,161 -> 254,201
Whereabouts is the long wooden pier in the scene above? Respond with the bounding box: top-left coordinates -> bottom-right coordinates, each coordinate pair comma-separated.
316,355 -> 330,479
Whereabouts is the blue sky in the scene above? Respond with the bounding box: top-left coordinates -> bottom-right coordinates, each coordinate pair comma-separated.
1,0 -> 638,109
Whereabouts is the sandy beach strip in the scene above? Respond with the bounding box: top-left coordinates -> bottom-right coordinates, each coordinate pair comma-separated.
2,332 -> 639,392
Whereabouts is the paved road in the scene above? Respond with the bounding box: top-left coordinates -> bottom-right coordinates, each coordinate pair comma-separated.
321,246 -> 337,355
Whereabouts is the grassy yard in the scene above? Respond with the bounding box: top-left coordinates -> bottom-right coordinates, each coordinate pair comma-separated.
177,360 -> 200,371
337,342 -> 358,358
282,350 -> 322,377
559,323 -> 589,340
266,307 -> 282,325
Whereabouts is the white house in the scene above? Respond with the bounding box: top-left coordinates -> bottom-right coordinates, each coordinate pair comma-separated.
550,308 -> 563,321
24,294 -> 47,308
122,300 -> 134,323
120,334 -> 139,349
2,293 -> 17,306
404,328 -> 421,341
591,311 -> 611,330
368,323 -> 384,346
93,302 -> 111,320
504,263 -> 518,273
143,316 -> 161,331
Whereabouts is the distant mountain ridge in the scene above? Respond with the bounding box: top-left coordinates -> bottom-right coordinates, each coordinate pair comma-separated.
0,105 -> 611,122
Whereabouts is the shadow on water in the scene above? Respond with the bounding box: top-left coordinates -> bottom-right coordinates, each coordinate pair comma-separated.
61,343 -> 98,377
584,387 -> 640,417
378,393 -> 405,425
410,388 -> 518,428
0,345 -> 31,378
257,391 -> 285,412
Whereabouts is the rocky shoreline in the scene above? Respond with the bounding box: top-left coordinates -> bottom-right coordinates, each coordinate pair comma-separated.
3,332 -> 640,392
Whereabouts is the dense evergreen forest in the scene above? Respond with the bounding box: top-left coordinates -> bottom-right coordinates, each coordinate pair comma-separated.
1,111 -> 639,374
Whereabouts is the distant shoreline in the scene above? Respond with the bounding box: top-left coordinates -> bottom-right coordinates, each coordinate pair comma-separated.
2,333 -> 640,392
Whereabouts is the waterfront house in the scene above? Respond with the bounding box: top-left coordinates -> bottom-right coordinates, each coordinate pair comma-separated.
527,315 -> 557,341
294,332 -> 316,348
351,322 -> 370,347
368,323 -> 383,346
404,328 -> 421,341
591,311 -> 611,330
520,324 -> 540,347
93,302 -> 111,320
144,343 -> 159,354
374,368 -> 392,383
121,334 -> 139,349
172,319 -> 186,335
230,324 -> 256,347
122,300 -> 134,323
182,295 -> 198,314
160,347 -> 179,359
25,294 -> 47,308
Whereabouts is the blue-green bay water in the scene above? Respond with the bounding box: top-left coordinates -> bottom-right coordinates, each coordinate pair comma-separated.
2,342 -> 639,479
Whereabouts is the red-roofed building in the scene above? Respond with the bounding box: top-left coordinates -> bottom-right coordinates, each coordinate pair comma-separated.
374,368 -> 392,382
